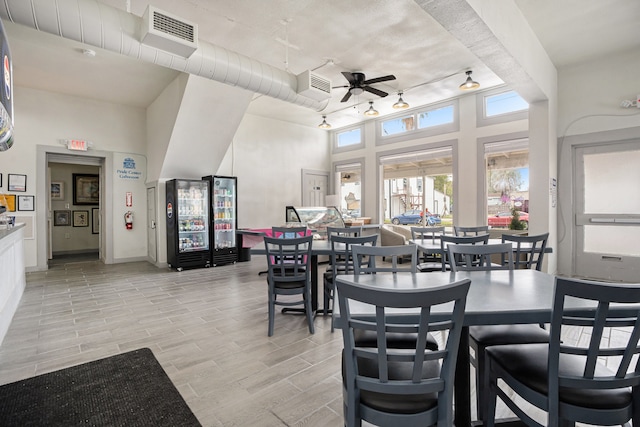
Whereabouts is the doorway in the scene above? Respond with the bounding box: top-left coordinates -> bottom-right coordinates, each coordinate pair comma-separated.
47,154 -> 104,266
574,141 -> 640,281
302,169 -> 328,206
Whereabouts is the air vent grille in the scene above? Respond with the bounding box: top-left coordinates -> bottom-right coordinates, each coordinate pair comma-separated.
296,70 -> 332,101
152,11 -> 195,43
141,6 -> 198,57
309,74 -> 331,94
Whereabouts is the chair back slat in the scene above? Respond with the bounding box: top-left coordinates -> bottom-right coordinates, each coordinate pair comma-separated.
410,226 -> 446,243
440,234 -> 489,271
337,278 -> 471,425
352,244 -> 418,274
501,232 -> 549,270
447,243 -> 513,272
550,277 -> 640,394
454,225 -> 489,236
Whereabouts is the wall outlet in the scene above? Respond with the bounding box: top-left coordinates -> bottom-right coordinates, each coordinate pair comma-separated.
64,233 -> 70,239
65,203 -> 70,209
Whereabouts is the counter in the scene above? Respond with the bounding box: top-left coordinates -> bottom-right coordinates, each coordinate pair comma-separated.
0,224 -> 26,346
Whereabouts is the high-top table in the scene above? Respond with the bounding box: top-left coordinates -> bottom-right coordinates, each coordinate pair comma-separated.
334,269 -> 556,427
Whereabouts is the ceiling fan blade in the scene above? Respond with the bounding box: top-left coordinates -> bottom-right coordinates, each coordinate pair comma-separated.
332,84 -> 349,89
363,86 -> 389,98
363,74 -> 396,85
341,71 -> 356,85
340,91 -> 353,103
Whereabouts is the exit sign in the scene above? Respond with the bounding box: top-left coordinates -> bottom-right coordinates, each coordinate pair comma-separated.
66,139 -> 88,151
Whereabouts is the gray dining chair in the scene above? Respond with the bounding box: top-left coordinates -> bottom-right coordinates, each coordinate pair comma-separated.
453,225 -> 489,236
447,242 -> 514,271
323,234 -> 378,331
263,235 -> 314,336
327,226 -> 362,239
501,232 -> 549,270
352,244 -> 418,275
336,276 -> 471,427
484,276 -> 640,427
439,234 -> 490,271
449,243 -> 550,420
410,226 -> 446,271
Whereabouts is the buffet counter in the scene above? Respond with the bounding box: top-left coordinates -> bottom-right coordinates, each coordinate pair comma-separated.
0,223 -> 26,345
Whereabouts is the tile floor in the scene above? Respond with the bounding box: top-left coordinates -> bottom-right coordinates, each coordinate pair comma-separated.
0,256 -> 612,426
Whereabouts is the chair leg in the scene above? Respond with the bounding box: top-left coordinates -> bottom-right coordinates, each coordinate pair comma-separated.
305,289 -> 315,334
485,356 -> 498,427
475,342 -> 487,420
268,292 -> 275,337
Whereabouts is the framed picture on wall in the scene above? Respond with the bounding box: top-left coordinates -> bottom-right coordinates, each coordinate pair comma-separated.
51,182 -> 64,200
73,174 -> 99,205
1,194 -> 16,211
92,208 -> 100,234
17,195 -> 34,211
54,210 -> 71,226
8,174 -> 27,192
73,210 -> 89,227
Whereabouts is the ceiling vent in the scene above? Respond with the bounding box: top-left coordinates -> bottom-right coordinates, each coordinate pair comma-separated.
296,70 -> 331,101
141,6 -> 198,58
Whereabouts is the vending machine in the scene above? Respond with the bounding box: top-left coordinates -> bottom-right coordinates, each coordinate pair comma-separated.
202,175 -> 238,266
166,179 -> 211,271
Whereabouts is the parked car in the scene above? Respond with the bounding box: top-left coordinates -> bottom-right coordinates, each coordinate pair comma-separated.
487,211 -> 529,229
391,210 -> 442,225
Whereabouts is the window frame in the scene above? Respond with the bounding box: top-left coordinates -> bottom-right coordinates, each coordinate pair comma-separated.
332,124 -> 365,154
376,99 -> 459,145
476,88 -> 529,127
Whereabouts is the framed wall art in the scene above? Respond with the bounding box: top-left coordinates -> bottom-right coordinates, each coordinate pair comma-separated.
54,210 -> 71,226
17,195 -> 34,211
51,182 -> 64,200
73,210 -> 89,227
73,174 -> 99,205
1,194 -> 16,211
8,174 -> 26,192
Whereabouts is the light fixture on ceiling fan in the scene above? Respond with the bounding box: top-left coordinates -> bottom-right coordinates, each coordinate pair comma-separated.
364,101 -> 379,116
318,115 -> 331,129
392,91 -> 409,109
459,70 -> 480,90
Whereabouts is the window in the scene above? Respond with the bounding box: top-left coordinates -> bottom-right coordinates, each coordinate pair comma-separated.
477,89 -> 529,127
378,100 -> 458,144
484,139 -> 530,230
334,161 -> 363,220
381,115 -> 415,136
380,147 -> 453,223
418,105 -> 454,129
333,126 -> 364,153
485,91 -> 528,117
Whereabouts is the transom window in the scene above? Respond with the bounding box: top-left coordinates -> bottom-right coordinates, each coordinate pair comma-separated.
377,100 -> 458,143
485,91 -> 529,117
333,126 -> 364,153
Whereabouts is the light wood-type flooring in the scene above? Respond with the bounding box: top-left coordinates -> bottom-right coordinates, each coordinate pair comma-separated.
0,256 -> 614,426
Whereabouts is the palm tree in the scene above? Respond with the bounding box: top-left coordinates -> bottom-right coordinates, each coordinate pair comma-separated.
489,169 -> 523,204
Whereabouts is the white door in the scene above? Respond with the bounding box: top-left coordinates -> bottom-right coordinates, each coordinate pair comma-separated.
147,187 -> 157,263
302,170 -> 328,206
574,141 -> 640,281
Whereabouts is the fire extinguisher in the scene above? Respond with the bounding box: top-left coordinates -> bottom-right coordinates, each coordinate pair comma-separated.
124,211 -> 133,230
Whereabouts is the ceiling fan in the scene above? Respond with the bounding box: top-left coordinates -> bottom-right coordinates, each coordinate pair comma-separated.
334,71 -> 396,102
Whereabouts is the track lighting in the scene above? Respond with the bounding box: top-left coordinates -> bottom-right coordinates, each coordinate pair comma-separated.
364,101 -> 379,116
392,91 -> 409,109
318,115 -> 331,129
459,70 -> 480,90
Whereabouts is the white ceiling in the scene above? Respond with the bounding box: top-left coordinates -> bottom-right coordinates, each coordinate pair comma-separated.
4,0 -> 639,130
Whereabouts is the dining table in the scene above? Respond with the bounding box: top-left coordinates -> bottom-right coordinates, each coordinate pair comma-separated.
334,269 -> 556,427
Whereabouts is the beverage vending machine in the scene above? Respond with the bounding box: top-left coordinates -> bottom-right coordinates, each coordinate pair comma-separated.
166,179 -> 211,271
202,175 -> 238,266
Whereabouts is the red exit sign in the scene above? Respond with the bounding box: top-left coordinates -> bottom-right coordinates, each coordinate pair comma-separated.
66,139 -> 88,151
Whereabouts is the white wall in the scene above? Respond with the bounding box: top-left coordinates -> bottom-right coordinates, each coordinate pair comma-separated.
1,86 -> 148,269
222,114 -> 331,230
556,50 -> 640,275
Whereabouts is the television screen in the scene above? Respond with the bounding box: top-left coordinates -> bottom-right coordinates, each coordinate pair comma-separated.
0,18 -> 13,152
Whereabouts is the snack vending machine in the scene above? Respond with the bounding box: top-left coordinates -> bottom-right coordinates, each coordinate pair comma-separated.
202,175 -> 238,266
166,179 -> 211,271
